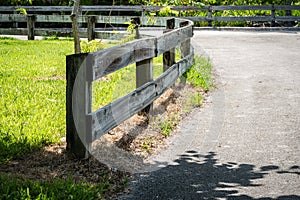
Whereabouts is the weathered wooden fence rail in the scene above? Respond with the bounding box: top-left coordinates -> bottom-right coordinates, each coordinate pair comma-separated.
66,17 -> 194,158
0,14 -> 178,40
1,5 -> 300,14
1,5 -> 299,40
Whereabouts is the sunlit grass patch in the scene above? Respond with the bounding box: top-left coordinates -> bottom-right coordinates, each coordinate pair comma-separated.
0,39 -> 73,162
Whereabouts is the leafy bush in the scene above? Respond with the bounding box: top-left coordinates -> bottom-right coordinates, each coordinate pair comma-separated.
81,40 -> 105,53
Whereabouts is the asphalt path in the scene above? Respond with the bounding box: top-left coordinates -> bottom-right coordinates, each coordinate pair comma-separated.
119,31 -> 300,199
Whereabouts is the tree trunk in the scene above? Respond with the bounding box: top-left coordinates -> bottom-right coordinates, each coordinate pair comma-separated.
71,0 -> 81,54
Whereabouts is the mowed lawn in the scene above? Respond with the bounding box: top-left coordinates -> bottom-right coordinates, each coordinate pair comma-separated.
0,38 -> 74,162
0,38 -> 163,163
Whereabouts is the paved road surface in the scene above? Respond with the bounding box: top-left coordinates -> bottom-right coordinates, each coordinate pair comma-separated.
119,31 -> 300,199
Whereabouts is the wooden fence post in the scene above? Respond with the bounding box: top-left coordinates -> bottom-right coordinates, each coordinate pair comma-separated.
163,18 -> 175,72
78,6 -> 83,28
66,54 -> 92,159
285,0 -> 293,27
13,10 -> 18,28
180,21 -> 191,58
27,14 -> 35,40
132,17 -> 141,39
180,21 -> 191,82
207,6 -> 212,27
136,58 -> 154,114
87,16 -> 96,41
271,5 -> 276,27
134,16 -> 153,114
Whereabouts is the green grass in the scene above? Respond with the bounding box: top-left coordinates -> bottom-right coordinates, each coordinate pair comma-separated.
0,38 -> 166,162
0,38 -> 131,200
0,174 -> 128,200
186,55 -> 214,91
0,39 -> 73,163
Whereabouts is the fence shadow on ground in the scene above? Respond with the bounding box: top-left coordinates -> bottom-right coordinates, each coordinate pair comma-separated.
121,151 -> 300,199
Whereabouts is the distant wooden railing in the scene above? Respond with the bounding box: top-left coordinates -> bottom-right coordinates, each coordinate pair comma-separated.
66,17 -> 194,158
1,5 -> 300,15
0,14 -> 181,40
0,5 -> 299,40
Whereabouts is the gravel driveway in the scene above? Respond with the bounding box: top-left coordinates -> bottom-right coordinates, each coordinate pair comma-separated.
119,31 -> 300,199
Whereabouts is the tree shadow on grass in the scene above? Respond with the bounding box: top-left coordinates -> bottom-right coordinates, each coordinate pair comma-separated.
120,151 -> 300,200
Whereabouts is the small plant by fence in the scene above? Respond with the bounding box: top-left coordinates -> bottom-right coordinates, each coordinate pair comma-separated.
0,5 -> 300,40
66,17 -> 194,158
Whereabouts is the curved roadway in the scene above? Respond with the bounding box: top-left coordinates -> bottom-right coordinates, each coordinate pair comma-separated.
119,31 -> 300,199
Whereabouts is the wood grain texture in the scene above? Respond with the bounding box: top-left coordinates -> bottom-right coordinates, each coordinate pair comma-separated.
157,24 -> 193,56
0,14 -> 26,22
27,15 -> 35,40
90,37 -> 156,81
136,58 -> 154,114
66,54 -> 91,158
89,49 -> 194,142
163,18 -> 176,72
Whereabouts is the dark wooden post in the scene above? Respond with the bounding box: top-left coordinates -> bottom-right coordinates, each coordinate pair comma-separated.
207,6 -> 212,27
87,16 -> 97,41
271,5 -> 276,27
180,21 -> 191,83
27,14 -> 35,40
13,10 -> 18,28
285,0 -> 293,27
78,6 -> 83,28
66,54 -> 92,159
134,17 -> 153,114
180,21 -> 191,58
132,17 -> 141,39
136,58 -> 154,115
163,18 -> 175,72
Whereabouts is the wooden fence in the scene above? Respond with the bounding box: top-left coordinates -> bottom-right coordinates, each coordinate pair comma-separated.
66,17 -> 194,158
0,5 -> 300,40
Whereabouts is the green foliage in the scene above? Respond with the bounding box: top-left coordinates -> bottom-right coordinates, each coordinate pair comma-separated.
0,0 -> 71,6
15,8 -> 27,15
42,35 -> 59,40
130,0 -> 298,26
121,33 -> 136,44
141,136 -> 158,153
120,20 -> 138,44
186,55 -> 214,91
158,6 -> 179,16
188,92 -> 203,107
0,174 -> 128,200
81,40 -> 105,53
130,0 -> 289,6
159,115 -> 179,137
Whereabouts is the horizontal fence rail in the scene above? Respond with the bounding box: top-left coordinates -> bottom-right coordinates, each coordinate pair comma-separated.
66,17 -> 194,158
1,5 -> 300,12
0,5 -> 300,40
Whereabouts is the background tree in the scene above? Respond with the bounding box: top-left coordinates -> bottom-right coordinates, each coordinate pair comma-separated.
71,0 -> 81,54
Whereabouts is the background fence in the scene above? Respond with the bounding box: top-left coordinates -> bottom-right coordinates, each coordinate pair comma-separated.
0,5 -> 300,40
66,17 -> 194,158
